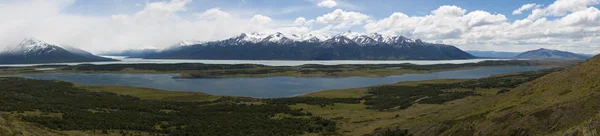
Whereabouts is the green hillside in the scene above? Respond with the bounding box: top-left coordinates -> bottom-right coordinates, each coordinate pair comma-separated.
388,55 -> 600,135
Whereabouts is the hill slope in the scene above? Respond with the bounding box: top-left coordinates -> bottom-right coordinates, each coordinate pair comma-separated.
398,54 -> 600,135
143,32 -> 476,60
516,48 -> 589,59
0,38 -> 115,64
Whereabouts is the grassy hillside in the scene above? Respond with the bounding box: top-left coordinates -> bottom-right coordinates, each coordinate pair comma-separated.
292,54 -> 599,135
381,55 -> 600,135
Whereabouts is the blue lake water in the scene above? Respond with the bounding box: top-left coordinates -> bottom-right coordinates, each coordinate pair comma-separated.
15,66 -> 545,98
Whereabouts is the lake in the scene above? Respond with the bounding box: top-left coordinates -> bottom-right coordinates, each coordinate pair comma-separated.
14,66 -> 545,98
0,57 -> 506,67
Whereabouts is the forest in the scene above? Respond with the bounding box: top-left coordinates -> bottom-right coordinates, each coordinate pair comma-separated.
0,78 -> 336,136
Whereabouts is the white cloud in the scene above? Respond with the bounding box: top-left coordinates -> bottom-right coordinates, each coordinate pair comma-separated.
364,4 -> 600,54
250,14 -> 272,24
464,10 -> 507,27
432,5 -> 466,17
316,9 -> 370,29
545,0 -> 599,16
512,3 -> 541,15
317,0 -> 337,8
197,8 -> 232,20
527,0 -> 599,20
293,17 -> 315,26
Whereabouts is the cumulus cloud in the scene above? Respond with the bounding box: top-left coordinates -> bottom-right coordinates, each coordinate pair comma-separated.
432,5 -> 466,16
316,9 -> 370,29
197,8 -> 232,20
527,0 -> 599,20
512,3 -> 541,15
317,0 -> 337,8
250,14 -> 272,24
364,4 -> 600,53
293,17 -> 315,26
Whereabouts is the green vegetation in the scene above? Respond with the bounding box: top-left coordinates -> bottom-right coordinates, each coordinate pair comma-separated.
266,97 -> 361,107
418,68 -> 564,89
0,78 -> 336,136
290,68 -> 562,135
78,85 -> 220,102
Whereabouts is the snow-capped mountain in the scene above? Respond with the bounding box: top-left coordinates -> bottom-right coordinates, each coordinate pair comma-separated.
221,32 -> 330,45
142,31 -> 475,60
3,37 -> 64,56
173,40 -> 206,47
185,31 -> 426,47
0,38 -> 115,64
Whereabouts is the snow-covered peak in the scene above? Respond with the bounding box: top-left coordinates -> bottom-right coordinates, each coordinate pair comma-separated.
226,32 -> 332,44
2,37 -> 64,56
335,30 -> 361,39
382,35 -> 415,44
354,33 -> 385,45
366,33 -> 384,41
214,32 -> 421,46
235,32 -> 269,43
173,40 -> 205,46
262,32 -> 293,43
299,33 -> 329,42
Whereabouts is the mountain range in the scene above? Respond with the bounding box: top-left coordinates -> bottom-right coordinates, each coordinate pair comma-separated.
0,38 -> 115,64
135,31 -> 476,60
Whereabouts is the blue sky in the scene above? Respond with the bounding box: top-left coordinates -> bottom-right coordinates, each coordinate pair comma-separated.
62,0 -> 585,20
0,0 -> 599,54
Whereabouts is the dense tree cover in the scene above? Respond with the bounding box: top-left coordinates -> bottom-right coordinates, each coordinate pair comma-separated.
362,69 -> 558,110
366,127 -> 412,136
419,68 -> 562,89
363,86 -> 476,110
266,97 -> 361,107
0,78 -> 336,135
418,91 -> 479,104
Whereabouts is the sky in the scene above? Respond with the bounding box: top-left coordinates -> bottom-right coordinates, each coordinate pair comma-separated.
0,0 -> 599,54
